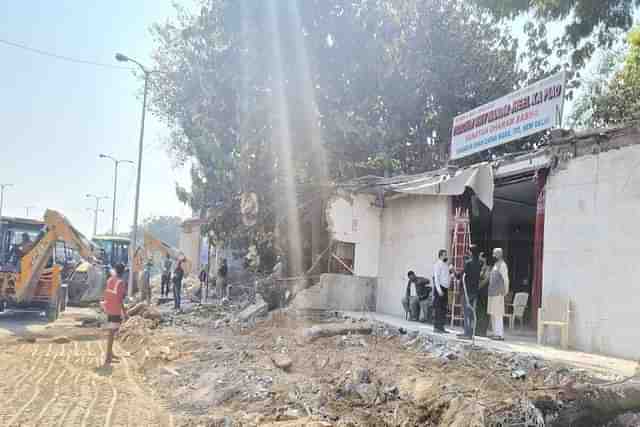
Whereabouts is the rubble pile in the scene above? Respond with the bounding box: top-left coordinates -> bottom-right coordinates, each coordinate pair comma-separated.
118,315 -> 158,345
112,303 -> 637,426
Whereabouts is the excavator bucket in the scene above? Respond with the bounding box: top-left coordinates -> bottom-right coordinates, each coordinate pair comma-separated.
66,262 -> 107,304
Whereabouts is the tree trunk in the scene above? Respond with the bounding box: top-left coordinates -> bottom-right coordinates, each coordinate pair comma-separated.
540,383 -> 640,426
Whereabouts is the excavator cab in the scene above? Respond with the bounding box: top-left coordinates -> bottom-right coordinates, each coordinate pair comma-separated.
0,217 -> 46,272
0,217 -> 58,317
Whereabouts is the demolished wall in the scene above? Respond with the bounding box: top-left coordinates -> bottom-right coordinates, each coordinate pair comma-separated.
325,192 -> 382,277
326,191 -> 450,317
292,273 -> 377,312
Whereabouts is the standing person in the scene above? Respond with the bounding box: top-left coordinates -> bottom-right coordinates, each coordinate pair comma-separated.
199,266 -> 208,301
475,252 -> 491,336
141,259 -> 153,304
102,263 -> 127,366
458,245 -> 481,339
488,248 -> 509,341
432,249 -> 451,333
216,258 -> 228,300
172,257 -> 185,311
402,271 -> 431,321
161,253 -> 172,297
272,256 -> 284,280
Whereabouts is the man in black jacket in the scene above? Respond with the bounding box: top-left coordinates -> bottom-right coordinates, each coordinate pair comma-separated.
458,244 -> 482,339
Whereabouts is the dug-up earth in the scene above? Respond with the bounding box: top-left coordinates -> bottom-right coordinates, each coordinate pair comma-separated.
0,318 -> 173,427
1,299 -> 638,427
109,299 -> 637,427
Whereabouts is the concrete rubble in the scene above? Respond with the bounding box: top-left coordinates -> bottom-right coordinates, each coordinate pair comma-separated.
236,294 -> 269,323
106,296 -> 640,426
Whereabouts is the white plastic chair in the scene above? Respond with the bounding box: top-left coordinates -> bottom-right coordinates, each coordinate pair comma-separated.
504,292 -> 529,329
537,295 -> 571,349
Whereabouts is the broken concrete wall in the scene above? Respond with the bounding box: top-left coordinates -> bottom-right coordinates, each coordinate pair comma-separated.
292,273 -> 377,312
544,142 -> 640,360
179,218 -> 206,275
326,193 -> 382,277
377,194 -> 450,317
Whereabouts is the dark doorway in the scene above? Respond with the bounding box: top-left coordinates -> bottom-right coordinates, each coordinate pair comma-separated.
470,174 -> 538,328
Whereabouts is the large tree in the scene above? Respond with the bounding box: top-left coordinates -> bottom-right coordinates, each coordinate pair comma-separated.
148,0 -> 523,270
474,0 -> 639,74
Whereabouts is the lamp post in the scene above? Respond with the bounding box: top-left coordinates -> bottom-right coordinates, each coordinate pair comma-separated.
99,154 -> 134,235
115,52 -> 152,294
86,194 -> 110,237
0,184 -> 13,220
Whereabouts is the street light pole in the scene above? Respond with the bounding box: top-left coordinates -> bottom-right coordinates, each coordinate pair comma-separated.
0,184 -> 13,220
99,154 -> 134,235
115,52 -> 152,294
86,194 -> 109,237
24,206 -> 36,217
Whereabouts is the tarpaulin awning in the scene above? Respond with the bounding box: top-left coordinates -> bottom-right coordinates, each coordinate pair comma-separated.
388,163 -> 495,210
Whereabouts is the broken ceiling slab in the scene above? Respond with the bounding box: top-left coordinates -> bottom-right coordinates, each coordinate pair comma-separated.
388,163 -> 495,210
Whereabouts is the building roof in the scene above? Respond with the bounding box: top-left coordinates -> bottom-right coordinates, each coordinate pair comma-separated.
182,217 -> 207,227
93,235 -> 131,243
0,216 -> 45,227
338,122 -> 640,197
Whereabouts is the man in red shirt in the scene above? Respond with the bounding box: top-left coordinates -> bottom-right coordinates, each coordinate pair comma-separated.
102,263 -> 127,366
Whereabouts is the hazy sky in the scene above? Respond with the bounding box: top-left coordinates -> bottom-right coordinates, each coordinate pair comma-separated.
0,1 -> 193,238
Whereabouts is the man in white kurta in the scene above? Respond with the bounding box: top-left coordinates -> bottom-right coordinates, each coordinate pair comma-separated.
487,248 -> 509,340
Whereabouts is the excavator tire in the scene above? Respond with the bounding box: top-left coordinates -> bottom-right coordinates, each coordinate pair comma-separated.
46,297 -> 60,322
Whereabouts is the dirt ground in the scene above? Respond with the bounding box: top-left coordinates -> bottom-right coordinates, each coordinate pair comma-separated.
111,305 -> 598,426
1,302 -> 637,427
0,313 -> 173,427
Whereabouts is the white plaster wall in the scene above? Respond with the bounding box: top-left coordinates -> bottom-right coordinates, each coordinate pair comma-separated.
377,195 -> 450,317
179,226 -> 201,275
326,194 -> 382,277
544,145 -> 640,360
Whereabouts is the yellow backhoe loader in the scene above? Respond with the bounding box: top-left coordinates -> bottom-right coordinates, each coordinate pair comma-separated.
0,209 -> 98,321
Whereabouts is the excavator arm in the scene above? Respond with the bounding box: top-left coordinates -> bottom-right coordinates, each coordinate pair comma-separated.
15,209 -> 95,303
43,210 -> 95,261
133,231 -> 192,274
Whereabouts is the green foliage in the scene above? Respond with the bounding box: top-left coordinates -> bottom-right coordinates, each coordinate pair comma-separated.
570,27 -> 640,127
148,0 -> 523,267
475,0 -> 639,78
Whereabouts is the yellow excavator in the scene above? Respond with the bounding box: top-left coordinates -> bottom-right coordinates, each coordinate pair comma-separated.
0,209 -> 98,321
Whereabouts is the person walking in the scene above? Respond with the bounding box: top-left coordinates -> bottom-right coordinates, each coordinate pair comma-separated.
102,263 -> 127,366
199,266 -> 208,301
141,259 -> 153,304
172,257 -> 185,311
488,248 -> 509,341
216,258 -> 228,300
161,253 -> 172,297
432,249 -> 450,333
458,245 -> 481,339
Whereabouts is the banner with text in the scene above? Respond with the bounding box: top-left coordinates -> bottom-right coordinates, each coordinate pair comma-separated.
450,71 -> 566,160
